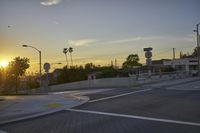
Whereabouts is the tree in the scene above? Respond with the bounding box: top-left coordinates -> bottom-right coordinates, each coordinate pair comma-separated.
180,47 -> 200,59
6,57 -> 29,94
57,66 -> 88,84
0,68 -> 4,86
63,48 -> 69,67
85,63 -> 96,72
122,54 -> 142,69
69,47 -> 73,66
100,66 -> 117,78
192,47 -> 200,57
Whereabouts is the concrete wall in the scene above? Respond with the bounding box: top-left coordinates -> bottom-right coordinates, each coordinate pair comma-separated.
49,72 -> 189,92
26,72 -> 190,94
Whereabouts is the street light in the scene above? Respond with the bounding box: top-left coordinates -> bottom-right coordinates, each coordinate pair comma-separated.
50,62 -> 62,70
193,23 -> 200,76
22,45 -> 42,86
51,62 -> 62,65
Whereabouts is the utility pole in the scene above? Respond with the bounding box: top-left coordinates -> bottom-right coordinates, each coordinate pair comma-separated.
172,48 -> 175,69
115,58 -> 117,69
39,51 -> 42,86
194,23 -> 200,76
173,48 -> 175,60
197,24 -> 200,76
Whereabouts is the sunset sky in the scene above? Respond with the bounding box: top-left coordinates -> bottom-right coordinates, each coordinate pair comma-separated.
0,0 -> 200,73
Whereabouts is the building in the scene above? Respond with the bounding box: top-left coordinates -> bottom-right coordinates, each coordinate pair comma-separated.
152,58 -> 198,75
163,58 -> 198,72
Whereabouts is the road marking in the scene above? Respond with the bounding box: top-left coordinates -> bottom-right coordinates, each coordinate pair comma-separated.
66,109 -> 200,127
0,130 -> 9,133
46,103 -> 64,108
89,89 -> 152,103
194,86 -> 200,89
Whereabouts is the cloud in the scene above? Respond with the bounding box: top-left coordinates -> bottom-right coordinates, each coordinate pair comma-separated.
106,37 -> 143,44
53,21 -> 59,25
103,36 -> 161,45
174,34 -> 195,42
40,0 -> 62,6
104,35 -> 194,45
68,39 -> 97,46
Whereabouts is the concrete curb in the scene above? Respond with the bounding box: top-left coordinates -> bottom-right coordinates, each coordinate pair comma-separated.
0,96 -> 89,125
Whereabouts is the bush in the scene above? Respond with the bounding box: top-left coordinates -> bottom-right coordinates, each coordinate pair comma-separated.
27,80 -> 40,89
161,66 -> 175,72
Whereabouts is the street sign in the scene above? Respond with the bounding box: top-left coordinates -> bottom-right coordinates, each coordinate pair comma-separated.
146,58 -> 152,66
143,47 -> 153,52
145,51 -> 152,58
43,63 -> 51,73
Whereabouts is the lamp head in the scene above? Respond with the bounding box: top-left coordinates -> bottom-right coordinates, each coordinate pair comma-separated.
22,45 -> 28,47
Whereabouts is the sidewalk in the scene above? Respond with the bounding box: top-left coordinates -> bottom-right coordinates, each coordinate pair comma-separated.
0,89 -> 113,125
0,93 -> 89,125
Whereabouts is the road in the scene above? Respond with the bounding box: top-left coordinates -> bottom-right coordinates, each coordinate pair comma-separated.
0,80 -> 200,133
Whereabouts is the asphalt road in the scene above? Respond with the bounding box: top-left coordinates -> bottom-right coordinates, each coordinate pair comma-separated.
1,80 -> 200,133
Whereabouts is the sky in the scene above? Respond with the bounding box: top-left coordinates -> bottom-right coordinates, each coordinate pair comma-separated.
0,0 -> 200,73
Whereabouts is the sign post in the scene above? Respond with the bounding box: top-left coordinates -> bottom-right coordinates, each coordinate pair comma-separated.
144,47 -> 153,78
43,63 -> 51,93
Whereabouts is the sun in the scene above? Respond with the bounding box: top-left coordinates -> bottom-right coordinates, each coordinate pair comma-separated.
0,60 -> 9,68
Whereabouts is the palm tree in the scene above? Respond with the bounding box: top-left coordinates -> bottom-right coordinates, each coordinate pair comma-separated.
69,47 -> 73,66
63,48 -> 69,67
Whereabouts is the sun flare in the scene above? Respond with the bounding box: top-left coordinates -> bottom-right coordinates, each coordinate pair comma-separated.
0,60 -> 9,68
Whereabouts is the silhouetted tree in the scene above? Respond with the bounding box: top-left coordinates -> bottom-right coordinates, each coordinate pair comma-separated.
192,47 -> 200,57
122,54 -> 142,69
57,66 -> 88,84
69,47 -> 73,66
180,47 -> 200,59
63,48 -> 69,67
6,57 -> 29,94
0,68 -> 3,86
85,63 -> 96,72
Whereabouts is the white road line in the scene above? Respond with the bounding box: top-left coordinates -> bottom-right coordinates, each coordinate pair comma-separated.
66,109 -> 200,127
89,89 -> 152,103
0,130 -> 9,133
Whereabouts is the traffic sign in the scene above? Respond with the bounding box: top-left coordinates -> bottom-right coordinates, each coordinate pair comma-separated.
44,63 -> 51,73
146,58 -> 152,66
145,51 -> 152,58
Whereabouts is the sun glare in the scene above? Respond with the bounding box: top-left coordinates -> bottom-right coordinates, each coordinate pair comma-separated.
0,60 -> 9,68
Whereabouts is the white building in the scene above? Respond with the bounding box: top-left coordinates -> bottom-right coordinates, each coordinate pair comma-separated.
163,58 -> 198,72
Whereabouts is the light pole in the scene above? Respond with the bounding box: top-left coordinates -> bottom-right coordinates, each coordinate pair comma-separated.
22,45 -> 42,86
194,23 -> 200,76
51,62 -> 62,65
